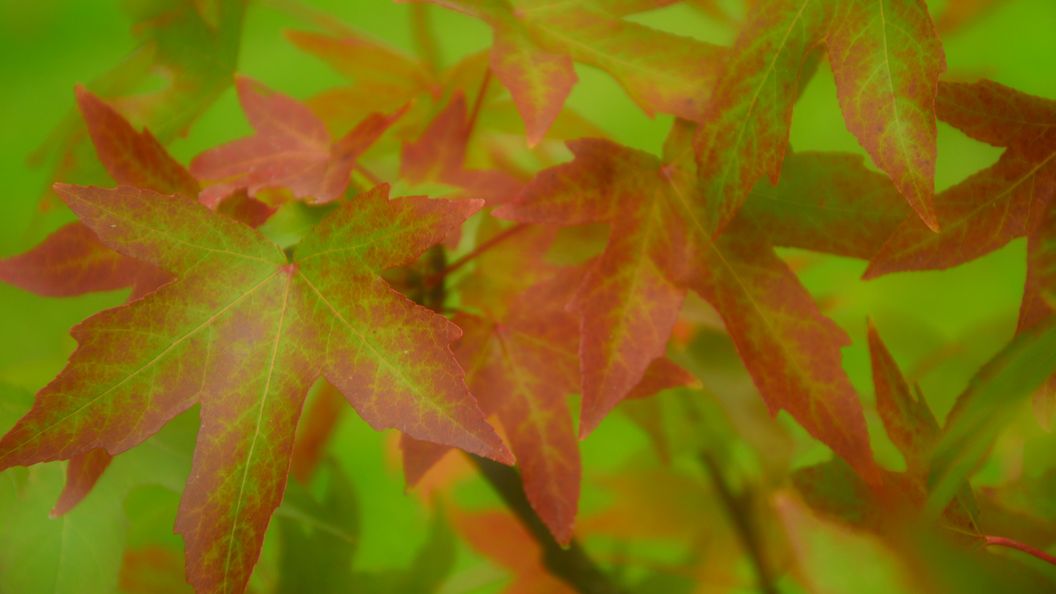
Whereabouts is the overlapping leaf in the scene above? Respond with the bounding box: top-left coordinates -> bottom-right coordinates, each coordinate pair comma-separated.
0,184 -> 509,594
191,76 -> 403,206
1,88 -> 193,299
498,124 -> 879,481
696,0 -> 945,235
400,93 -> 524,202
401,221 -> 689,542
419,0 -> 721,143
38,0 -> 244,193
867,80 -> 1056,277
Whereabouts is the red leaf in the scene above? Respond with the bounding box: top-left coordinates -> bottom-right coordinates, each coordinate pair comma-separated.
191,76 -> 403,206
401,94 -> 524,203
50,448 -> 113,517
827,0 -> 946,231
0,222 -> 169,298
74,87 -> 201,197
496,138 -> 688,437
867,321 -> 939,475
867,81 -> 1056,277
692,221 -> 881,484
0,183 -> 509,594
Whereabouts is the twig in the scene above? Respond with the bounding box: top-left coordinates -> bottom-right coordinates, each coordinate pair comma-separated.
467,454 -> 627,594
983,535 -> 1056,566
424,223 -> 527,287
699,452 -> 779,594
465,70 -> 492,144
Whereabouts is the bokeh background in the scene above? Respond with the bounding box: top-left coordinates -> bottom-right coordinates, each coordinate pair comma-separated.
1,1 -> 1055,592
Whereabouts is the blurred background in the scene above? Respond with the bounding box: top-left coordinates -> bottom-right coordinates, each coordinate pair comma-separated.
1,1 -> 1055,592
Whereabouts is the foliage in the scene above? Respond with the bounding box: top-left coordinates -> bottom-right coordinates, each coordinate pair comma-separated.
1,1 -> 1055,593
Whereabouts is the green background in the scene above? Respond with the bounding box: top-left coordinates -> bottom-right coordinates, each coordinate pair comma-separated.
1,1 -> 1055,592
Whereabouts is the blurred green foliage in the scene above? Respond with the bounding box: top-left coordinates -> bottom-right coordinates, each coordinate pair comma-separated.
1,1 -> 1055,593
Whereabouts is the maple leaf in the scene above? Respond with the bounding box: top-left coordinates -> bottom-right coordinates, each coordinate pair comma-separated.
929,317 -> 1056,515
289,381 -> 346,483
285,28 -> 443,134
36,0 -> 244,195
495,137 -> 688,437
418,0 -> 721,143
0,183 -> 510,594
0,87 -> 197,299
399,220 -> 691,542
739,151 -> 911,259
400,93 -> 524,203
190,76 -> 404,207
696,0 -> 945,235
866,80 -> 1056,278
498,123 -> 879,481
692,219 -> 880,483
867,322 -> 939,477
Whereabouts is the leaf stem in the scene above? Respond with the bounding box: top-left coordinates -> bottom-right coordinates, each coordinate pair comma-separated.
410,3 -> 443,75
983,535 -> 1056,566
466,454 -> 626,594
465,70 -> 492,144
354,163 -> 384,187
699,452 -> 778,594
425,223 -> 527,287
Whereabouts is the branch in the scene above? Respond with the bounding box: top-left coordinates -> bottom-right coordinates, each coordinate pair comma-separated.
466,454 -> 628,594
699,452 -> 778,594
424,223 -> 527,288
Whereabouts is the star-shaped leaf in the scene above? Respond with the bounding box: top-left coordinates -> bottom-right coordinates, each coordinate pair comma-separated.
190,76 -> 404,206
0,183 -> 510,594
420,0 -> 721,143
497,122 -> 879,481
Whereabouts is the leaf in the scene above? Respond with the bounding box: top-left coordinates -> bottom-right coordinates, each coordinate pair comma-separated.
51,447 -> 113,518
453,508 -> 575,594
277,465 -> 359,594
866,81 -> 1056,278
740,151 -> 911,259
0,184 -> 510,594
867,321 -> 939,475
775,491 -> 928,594
190,76 -> 404,206
0,222 -> 169,299
289,381 -> 346,483
0,87 -> 202,299
421,0 -> 721,140
285,29 -> 437,97
693,0 -> 829,235
498,122 -> 878,480
928,318 -> 1056,515
1024,180 -> 1056,315
827,0 -> 946,231
692,220 -> 880,483
454,269 -> 582,544
936,79 -> 1056,153
495,137 -> 688,437
489,20 -> 577,146
400,94 -> 524,203
696,0 -> 945,234
866,148 -> 1056,278
74,87 -> 201,198
37,0 -> 244,193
